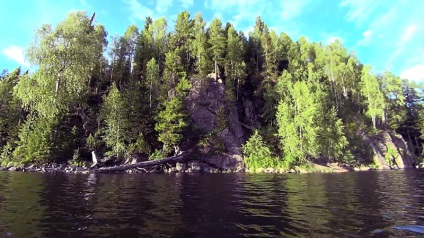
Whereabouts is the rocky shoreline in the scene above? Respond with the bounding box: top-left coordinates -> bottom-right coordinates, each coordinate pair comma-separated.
1,160 -> 422,174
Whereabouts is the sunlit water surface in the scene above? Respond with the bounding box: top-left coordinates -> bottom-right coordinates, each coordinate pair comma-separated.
0,169 -> 423,237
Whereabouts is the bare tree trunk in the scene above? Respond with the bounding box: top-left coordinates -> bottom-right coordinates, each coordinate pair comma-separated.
94,152 -> 189,173
214,58 -> 217,76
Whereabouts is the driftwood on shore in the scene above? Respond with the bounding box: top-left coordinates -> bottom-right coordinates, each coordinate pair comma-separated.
93,152 -> 189,173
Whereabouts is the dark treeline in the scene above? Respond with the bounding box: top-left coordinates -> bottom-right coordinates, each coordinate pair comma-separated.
0,11 -> 423,169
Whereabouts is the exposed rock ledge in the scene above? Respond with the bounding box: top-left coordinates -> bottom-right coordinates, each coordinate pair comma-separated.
358,130 -> 415,169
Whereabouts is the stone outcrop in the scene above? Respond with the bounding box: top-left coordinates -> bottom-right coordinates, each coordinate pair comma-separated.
359,130 -> 415,169
187,78 -> 245,171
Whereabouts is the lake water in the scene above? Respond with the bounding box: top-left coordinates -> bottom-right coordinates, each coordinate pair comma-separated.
0,169 -> 423,237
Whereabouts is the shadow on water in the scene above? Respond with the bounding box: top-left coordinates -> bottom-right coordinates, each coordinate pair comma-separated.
0,169 -> 423,237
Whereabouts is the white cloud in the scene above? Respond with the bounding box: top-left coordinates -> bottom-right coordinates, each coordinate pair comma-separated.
320,31 -> 350,46
357,29 -> 372,46
281,0 -> 309,20
207,0 -> 301,34
387,24 -> 420,68
346,0 -> 424,76
207,0 -> 262,30
123,0 -> 191,21
178,0 -> 193,8
209,0 -> 252,10
212,12 -> 224,21
122,0 -> 156,21
80,0 -> 88,7
400,64 -> 424,82
363,30 -> 371,37
326,36 -> 342,44
156,0 -> 173,14
339,0 -> 381,23
2,46 -> 28,67
400,24 -> 418,43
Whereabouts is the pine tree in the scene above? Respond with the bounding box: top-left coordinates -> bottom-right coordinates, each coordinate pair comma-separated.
225,25 -> 246,100
161,48 -> 185,102
155,98 -> 187,155
208,18 -> 226,75
13,115 -> 55,163
155,76 -> 191,156
172,11 -> 194,71
192,13 -> 210,76
243,130 -> 277,170
101,83 -> 130,158
249,16 -> 264,72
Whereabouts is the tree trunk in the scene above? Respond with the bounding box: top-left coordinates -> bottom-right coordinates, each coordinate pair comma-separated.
214,58 -> 217,75
93,152 -> 189,173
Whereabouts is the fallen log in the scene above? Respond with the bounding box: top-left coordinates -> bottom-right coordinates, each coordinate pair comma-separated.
93,152 -> 189,173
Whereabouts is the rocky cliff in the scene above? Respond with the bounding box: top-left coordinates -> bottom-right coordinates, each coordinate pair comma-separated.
359,130 -> 415,169
186,77 -> 245,171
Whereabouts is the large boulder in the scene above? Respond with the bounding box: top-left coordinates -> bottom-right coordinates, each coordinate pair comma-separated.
203,154 -> 244,171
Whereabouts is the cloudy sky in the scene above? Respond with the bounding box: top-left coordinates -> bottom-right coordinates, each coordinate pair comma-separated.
1,0 -> 423,81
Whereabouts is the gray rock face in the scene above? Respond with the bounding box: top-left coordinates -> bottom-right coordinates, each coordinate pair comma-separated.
358,130 -> 415,169
203,154 -> 244,171
187,78 -> 245,170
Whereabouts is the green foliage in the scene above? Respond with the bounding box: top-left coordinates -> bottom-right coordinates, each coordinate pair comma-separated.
86,134 -> 97,151
297,162 -> 333,173
155,97 -> 188,154
225,25 -> 246,99
175,76 -> 192,98
0,10 -> 422,168
126,134 -> 150,158
155,77 -> 191,155
243,131 -> 283,170
146,58 -> 159,109
69,148 -> 87,167
276,80 -> 319,166
361,65 -> 385,128
192,13 -> 211,76
13,116 -> 55,163
101,83 -> 130,158
0,143 -> 15,166
208,18 -> 226,74
384,147 -> 397,167
0,68 -> 23,147
318,108 -> 351,162
16,11 -> 107,119
149,149 -> 166,160
380,72 -> 405,129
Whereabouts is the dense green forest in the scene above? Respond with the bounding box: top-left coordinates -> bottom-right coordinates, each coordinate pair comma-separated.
0,11 -> 423,170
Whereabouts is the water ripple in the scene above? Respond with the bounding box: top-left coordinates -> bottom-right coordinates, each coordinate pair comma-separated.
0,170 -> 423,237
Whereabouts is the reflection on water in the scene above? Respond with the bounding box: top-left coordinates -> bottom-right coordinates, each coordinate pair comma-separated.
0,170 -> 423,237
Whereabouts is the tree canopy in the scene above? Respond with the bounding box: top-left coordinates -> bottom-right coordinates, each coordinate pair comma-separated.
0,11 -> 422,168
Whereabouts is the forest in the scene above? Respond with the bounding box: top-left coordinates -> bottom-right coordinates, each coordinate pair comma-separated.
0,11 -> 423,170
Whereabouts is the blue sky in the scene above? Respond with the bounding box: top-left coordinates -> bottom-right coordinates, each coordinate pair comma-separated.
1,0 -> 423,81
